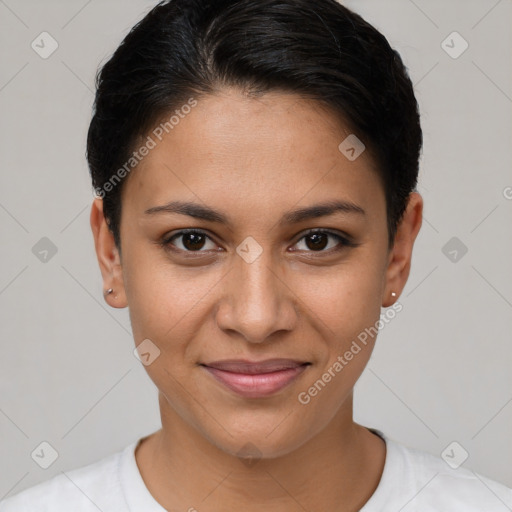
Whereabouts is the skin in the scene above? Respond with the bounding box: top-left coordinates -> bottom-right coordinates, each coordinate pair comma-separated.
90,88 -> 423,511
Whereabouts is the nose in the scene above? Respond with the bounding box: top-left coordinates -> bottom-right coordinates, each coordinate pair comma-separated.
215,251 -> 298,343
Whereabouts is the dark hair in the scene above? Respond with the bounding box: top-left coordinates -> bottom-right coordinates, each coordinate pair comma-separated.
86,0 -> 422,250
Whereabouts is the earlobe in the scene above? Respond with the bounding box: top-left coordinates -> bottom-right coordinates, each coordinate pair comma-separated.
382,192 -> 423,308
90,198 -> 128,308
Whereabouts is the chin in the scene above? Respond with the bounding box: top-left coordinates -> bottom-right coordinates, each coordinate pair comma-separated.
198,409 -> 319,461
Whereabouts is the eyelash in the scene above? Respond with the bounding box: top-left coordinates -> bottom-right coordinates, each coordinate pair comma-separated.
160,228 -> 357,256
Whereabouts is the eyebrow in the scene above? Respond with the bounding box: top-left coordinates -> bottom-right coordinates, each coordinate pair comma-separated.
144,199 -> 366,226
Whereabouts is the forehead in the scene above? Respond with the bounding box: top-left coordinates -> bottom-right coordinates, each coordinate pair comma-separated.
122,88 -> 384,224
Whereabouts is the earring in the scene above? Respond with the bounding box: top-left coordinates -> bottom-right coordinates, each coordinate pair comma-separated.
391,292 -> 397,298
104,288 -> 114,296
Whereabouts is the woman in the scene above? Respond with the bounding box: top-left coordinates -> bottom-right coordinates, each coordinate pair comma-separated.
1,0 -> 511,510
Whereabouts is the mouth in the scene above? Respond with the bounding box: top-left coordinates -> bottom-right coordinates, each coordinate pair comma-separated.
200,359 -> 311,398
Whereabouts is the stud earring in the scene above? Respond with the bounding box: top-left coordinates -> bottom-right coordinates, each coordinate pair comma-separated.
391,292 -> 397,297
104,288 -> 114,296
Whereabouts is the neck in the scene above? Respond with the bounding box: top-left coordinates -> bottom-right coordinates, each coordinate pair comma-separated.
135,392 -> 385,512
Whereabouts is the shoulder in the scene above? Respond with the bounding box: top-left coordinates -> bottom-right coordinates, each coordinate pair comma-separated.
0,443 -> 133,512
376,432 -> 512,511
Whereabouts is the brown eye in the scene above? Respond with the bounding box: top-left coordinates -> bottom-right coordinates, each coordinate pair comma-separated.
304,232 -> 329,251
163,230 -> 217,252
292,229 -> 354,253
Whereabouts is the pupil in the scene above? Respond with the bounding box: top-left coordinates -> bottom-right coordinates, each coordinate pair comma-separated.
183,233 -> 205,251
306,233 -> 327,251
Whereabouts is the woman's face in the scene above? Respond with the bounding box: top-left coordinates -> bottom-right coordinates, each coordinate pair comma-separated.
95,88 -> 420,458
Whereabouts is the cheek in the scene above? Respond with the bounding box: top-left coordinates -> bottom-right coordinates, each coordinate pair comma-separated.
123,248 -> 224,353
292,255 -> 384,342
290,255 -> 384,401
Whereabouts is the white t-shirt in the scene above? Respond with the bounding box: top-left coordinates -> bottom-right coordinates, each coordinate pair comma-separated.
1,429 -> 511,511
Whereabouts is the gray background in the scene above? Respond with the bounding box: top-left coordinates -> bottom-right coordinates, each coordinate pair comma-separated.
0,0 -> 511,498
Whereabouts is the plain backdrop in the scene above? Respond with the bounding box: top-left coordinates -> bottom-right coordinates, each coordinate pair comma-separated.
0,0 -> 511,498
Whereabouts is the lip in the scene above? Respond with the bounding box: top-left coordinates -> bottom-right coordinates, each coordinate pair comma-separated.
200,359 -> 310,398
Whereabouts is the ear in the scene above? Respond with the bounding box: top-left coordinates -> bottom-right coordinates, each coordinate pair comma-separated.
382,192 -> 423,307
90,198 -> 127,308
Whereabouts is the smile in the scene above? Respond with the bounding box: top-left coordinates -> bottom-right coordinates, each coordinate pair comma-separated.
200,359 -> 311,398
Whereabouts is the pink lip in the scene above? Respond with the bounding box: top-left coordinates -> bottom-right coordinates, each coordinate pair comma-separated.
201,359 -> 310,398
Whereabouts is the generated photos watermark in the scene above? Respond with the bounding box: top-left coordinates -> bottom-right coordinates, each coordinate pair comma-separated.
94,97 -> 198,199
298,301 -> 403,405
